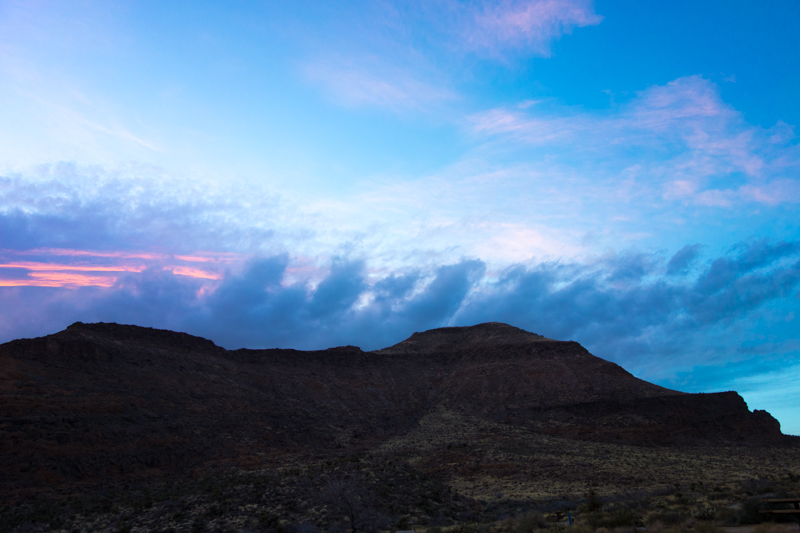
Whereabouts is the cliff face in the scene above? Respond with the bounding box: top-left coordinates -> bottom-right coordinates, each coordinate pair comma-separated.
0,322 -> 787,494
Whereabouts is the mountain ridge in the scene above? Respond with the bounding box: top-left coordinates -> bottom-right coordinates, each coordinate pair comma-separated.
0,321 -> 790,498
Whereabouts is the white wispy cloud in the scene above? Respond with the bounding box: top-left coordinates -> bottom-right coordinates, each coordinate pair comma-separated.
467,76 -> 800,207
300,1 -> 602,111
462,0 -> 603,56
304,57 -> 456,112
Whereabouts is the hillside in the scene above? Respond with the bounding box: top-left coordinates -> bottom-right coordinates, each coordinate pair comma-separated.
0,321 -> 790,502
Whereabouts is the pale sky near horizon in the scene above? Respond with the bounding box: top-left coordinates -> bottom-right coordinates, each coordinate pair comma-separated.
1,0 -> 799,434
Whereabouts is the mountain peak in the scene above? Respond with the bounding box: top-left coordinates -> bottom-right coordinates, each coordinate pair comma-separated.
63,321 -> 223,354
376,322 -> 555,355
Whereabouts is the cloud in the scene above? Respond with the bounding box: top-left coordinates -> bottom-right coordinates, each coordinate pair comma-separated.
463,0 -> 603,56
1,239 -> 797,359
467,76 -> 800,207
0,162 -> 594,274
300,1 -> 600,111
305,59 -> 455,112
0,163 -> 283,254
667,244 -> 703,276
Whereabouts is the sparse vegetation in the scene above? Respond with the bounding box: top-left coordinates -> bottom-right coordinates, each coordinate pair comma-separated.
2,460 -> 798,533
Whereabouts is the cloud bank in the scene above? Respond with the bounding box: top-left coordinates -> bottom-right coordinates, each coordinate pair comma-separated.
3,240 -> 797,371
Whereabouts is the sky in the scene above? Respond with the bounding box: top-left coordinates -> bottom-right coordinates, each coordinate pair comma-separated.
1,0 -> 799,434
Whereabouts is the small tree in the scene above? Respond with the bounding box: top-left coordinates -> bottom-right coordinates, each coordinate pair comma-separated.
321,473 -> 391,533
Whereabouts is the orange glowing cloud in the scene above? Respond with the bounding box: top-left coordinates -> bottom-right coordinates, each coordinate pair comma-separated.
171,266 -> 222,280
0,272 -> 117,288
0,248 -> 236,288
175,253 -> 240,263
20,248 -> 167,260
0,262 -> 144,272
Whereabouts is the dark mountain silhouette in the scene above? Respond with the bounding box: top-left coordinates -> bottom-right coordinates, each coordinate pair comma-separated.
0,321 -> 788,497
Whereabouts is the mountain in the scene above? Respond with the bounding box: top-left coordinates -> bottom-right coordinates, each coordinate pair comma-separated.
0,322 -> 788,498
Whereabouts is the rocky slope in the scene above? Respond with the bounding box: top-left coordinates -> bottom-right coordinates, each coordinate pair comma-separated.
0,322 -> 788,497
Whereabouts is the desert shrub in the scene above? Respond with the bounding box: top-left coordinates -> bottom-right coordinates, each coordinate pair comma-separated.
450,523 -> 479,533
580,490 -> 603,514
191,517 -> 207,533
738,498 -> 767,525
259,512 -> 281,530
692,521 -> 721,533
206,504 -> 224,517
584,513 -> 603,529
741,479 -> 777,496
714,506 -> 737,526
606,507 -> 638,528
752,523 -> 784,533
691,504 -> 716,522
584,506 -> 640,530
646,511 -> 685,526
513,511 -> 547,533
708,491 -> 734,501
569,524 -> 593,533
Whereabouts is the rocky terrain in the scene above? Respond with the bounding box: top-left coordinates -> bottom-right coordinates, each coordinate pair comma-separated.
1,322 -> 797,531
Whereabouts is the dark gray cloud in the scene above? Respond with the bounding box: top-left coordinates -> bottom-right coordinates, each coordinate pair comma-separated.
2,241 -> 798,372
0,168 -> 279,254
667,244 -> 703,276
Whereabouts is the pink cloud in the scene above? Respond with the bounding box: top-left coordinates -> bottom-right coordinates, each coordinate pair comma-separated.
0,248 -> 235,288
22,248 -> 166,260
468,108 -> 576,143
175,253 -> 239,264
305,60 -> 455,112
467,76 -> 800,207
0,262 -> 144,273
739,180 -> 800,205
465,0 -> 603,55
0,272 -> 117,288
170,266 -> 222,280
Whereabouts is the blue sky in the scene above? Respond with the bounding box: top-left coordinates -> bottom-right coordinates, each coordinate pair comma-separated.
1,0 -> 799,434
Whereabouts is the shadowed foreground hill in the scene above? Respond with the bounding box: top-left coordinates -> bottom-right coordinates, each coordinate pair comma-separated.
0,322 -> 789,498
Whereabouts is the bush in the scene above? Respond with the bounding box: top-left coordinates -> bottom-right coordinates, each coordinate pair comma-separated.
259,512 -> 281,530
646,511 -> 685,526
191,517 -> 207,533
691,504 -> 716,522
752,524 -> 785,533
715,506 -> 737,526
514,512 -> 547,533
646,521 -> 664,533
450,524 -> 479,533
580,490 -> 602,514
738,498 -> 766,525
607,507 -> 638,528
693,522 -> 721,533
